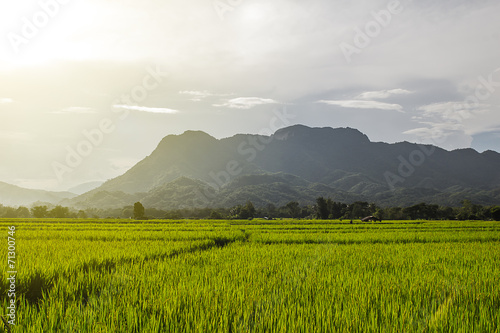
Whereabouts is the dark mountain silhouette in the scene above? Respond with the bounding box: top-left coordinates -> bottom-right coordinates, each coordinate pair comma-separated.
66,125 -> 500,209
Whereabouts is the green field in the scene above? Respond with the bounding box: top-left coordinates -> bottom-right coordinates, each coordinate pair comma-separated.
1,219 -> 500,332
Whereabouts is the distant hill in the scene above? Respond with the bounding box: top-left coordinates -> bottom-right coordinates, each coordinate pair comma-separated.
0,181 -> 76,207
66,125 -> 500,209
67,181 -> 104,195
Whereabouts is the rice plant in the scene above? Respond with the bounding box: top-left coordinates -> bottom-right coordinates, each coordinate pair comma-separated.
1,219 -> 499,332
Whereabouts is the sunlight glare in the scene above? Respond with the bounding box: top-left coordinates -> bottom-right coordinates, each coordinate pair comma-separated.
241,3 -> 272,22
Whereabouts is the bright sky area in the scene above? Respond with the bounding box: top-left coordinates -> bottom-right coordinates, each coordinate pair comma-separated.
0,0 -> 499,191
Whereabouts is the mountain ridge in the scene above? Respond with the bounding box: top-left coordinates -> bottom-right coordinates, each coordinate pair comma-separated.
0,181 -> 76,207
64,124 -> 500,209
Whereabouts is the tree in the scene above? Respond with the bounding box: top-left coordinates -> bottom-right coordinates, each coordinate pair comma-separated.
50,206 -> 70,218
350,201 -> 370,219
327,200 -> 345,219
285,201 -> 301,218
122,206 -> 133,218
164,210 -> 183,220
239,201 -> 256,219
264,203 -> 277,218
456,200 -> 483,220
2,207 -> 17,218
374,208 -> 384,221
133,202 -> 145,219
385,207 -> 404,220
491,206 -> 500,221
31,206 -> 48,218
209,210 -> 223,219
77,210 -> 88,219
16,206 -> 31,218
403,203 -> 438,220
316,197 -> 329,220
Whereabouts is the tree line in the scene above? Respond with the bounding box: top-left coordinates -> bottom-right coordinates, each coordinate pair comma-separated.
1,198 -> 499,221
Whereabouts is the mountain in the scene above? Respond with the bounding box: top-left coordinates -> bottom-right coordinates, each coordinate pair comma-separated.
67,181 -> 104,195
0,182 -> 76,207
66,125 -> 500,209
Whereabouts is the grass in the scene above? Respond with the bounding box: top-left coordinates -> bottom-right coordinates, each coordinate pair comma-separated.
0,219 -> 499,332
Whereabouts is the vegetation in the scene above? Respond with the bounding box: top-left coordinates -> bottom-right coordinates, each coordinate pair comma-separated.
1,198 -> 500,221
1,218 -> 499,332
133,202 -> 145,220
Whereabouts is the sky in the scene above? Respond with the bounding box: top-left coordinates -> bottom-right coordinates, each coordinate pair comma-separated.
0,0 -> 499,192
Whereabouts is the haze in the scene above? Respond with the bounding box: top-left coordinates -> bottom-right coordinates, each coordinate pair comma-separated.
0,0 -> 499,191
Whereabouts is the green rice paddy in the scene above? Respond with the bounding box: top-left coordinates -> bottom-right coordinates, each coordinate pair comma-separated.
1,219 -> 499,332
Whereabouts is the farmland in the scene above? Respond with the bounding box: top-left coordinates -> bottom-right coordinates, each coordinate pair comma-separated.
1,219 -> 500,332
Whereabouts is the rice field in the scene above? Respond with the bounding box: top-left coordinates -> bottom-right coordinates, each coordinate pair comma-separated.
1,218 -> 499,332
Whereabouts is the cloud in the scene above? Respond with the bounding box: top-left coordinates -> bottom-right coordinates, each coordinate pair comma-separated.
404,122 -> 464,137
214,97 -> 280,109
179,90 -> 214,102
403,127 -> 456,146
404,99 -> 496,147
0,98 -> 13,104
51,107 -> 97,114
317,88 -> 411,112
416,102 -> 489,122
402,122 -> 470,148
113,105 -> 179,114
179,90 -> 233,102
318,100 -> 404,112
355,89 -> 413,100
